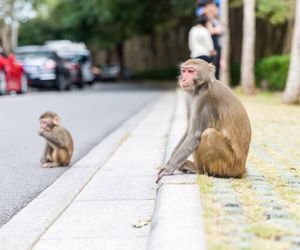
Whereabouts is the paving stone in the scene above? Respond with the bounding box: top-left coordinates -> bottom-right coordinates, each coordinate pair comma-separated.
224,202 -> 241,208
252,183 -> 273,190
235,241 -> 251,249
222,215 -> 245,224
233,232 -> 253,240
40,200 -> 154,240
217,194 -> 238,202
248,176 -> 265,182
261,196 -> 277,203
215,187 -> 235,193
281,236 -> 300,246
76,175 -> 156,201
265,210 -> 289,220
289,184 -> 300,189
225,207 -> 244,215
269,219 -> 300,233
285,180 -> 300,185
34,238 -> 147,250
263,204 -> 285,211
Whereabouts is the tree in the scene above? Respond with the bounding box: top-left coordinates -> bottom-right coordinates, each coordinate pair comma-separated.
0,0 -> 33,52
240,0 -> 256,94
283,0 -> 300,104
220,0 -> 230,85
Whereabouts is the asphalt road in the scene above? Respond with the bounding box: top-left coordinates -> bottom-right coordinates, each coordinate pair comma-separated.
0,82 -> 169,227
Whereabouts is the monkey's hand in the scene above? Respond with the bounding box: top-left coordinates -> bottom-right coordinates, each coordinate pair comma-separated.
156,166 -> 175,183
38,128 -> 45,136
40,158 -> 47,165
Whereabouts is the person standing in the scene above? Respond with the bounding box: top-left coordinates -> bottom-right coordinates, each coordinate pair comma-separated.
204,0 -> 223,79
188,14 -> 216,63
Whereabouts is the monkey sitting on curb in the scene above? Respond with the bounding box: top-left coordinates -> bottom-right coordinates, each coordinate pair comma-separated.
39,111 -> 74,168
157,59 -> 251,183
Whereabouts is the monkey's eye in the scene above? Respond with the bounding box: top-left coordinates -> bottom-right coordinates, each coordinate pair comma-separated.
188,68 -> 196,73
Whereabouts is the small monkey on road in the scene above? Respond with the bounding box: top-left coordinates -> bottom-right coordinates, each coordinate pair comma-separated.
39,111 -> 73,168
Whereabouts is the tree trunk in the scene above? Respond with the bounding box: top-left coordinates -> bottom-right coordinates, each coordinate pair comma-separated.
283,0 -> 300,104
1,24 -> 12,53
11,22 -> 19,50
116,42 -> 124,78
220,0 -> 230,85
240,0 -> 256,94
283,19 -> 294,54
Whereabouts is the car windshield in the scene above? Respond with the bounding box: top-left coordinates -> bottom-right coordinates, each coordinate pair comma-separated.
57,52 -> 88,63
16,51 -> 51,60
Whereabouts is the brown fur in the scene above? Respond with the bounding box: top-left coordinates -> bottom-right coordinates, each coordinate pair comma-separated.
39,111 -> 73,168
157,59 -> 251,182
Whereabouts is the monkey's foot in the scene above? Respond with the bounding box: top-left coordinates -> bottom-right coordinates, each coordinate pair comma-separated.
42,162 -> 57,168
178,160 -> 198,174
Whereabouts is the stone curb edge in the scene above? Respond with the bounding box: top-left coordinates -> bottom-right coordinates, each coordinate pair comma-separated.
147,90 -> 207,250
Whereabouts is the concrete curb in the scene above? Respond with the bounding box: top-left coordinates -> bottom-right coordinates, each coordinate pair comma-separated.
147,90 -> 206,250
0,96 -> 158,250
147,175 -> 206,250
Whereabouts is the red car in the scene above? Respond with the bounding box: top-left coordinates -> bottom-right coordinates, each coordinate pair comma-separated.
0,53 -> 28,95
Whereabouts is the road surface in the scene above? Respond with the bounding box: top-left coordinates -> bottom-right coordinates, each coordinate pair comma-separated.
0,82 -> 170,226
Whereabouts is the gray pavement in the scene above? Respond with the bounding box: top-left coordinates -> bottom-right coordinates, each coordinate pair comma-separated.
0,83 -> 162,226
0,90 -> 206,250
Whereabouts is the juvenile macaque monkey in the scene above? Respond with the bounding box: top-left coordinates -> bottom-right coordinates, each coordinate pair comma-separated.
157,59 -> 251,182
39,111 -> 74,168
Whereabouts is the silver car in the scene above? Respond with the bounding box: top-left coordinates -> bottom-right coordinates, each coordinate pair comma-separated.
45,41 -> 94,85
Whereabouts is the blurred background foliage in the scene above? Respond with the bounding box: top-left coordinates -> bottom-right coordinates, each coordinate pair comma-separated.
20,0 -> 195,47
3,0 -> 297,89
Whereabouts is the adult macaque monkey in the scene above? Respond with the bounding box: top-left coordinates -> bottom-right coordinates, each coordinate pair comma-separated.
157,59 -> 251,183
39,111 -> 74,168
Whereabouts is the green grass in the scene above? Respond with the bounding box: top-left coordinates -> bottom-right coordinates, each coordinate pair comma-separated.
197,91 -> 300,249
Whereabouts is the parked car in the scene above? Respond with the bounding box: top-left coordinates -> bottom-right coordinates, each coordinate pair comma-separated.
99,64 -> 121,81
60,53 -> 83,88
45,41 -> 94,85
96,64 -> 132,82
0,52 -> 28,95
15,46 -> 71,91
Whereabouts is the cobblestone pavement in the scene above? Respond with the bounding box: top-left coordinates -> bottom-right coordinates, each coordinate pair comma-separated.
198,93 -> 300,250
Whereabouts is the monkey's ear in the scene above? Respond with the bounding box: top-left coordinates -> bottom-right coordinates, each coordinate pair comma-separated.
207,63 -> 216,80
53,116 -> 60,126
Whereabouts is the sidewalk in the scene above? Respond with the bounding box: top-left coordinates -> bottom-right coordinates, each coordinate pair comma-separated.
0,90 -> 206,250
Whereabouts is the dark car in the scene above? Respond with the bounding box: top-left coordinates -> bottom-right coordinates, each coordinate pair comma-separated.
59,53 -> 83,88
99,64 -> 121,81
15,46 -> 71,90
45,41 -> 94,86
96,64 -> 132,82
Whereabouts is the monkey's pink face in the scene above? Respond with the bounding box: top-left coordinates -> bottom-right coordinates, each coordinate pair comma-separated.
40,119 -> 51,131
180,66 -> 198,91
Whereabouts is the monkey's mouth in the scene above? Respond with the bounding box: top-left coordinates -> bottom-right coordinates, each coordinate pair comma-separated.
182,85 -> 193,90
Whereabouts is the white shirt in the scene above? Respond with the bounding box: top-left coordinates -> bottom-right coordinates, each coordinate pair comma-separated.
188,25 -> 214,58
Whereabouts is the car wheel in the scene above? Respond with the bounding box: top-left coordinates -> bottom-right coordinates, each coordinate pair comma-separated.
0,71 -> 7,95
20,73 -> 28,94
77,81 -> 85,89
66,77 -> 72,91
57,74 -> 67,91
87,80 -> 94,86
